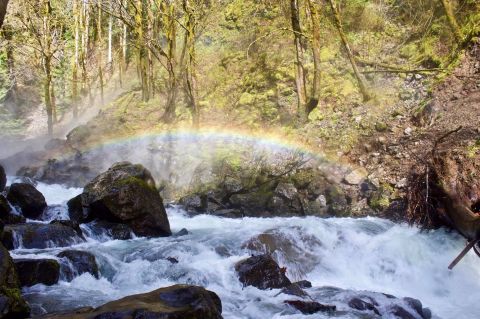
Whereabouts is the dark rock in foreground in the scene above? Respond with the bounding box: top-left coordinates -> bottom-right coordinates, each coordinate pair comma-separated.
348,297 -> 380,315
6,183 -> 46,219
83,220 -> 133,240
0,243 -> 30,318
310,286 -> 432,319
0,195 -> 26,224
285,300 -> 336,314
37,284 -> 223,319
235,254 -> 291,290
66,194 -> 87,224
57,250 -> 99,281
14,259 -> 60,287
0,165 -> 6,192
81,162 -> 171,237
2,223 -> 85,249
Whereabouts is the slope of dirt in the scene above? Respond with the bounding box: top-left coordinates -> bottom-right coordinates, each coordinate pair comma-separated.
350,38 -> 480,225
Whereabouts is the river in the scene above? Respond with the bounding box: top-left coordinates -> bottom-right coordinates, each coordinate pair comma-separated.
6,179 -> 480,319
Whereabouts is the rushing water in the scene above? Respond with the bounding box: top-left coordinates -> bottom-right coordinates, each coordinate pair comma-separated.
6,180 -> 480,319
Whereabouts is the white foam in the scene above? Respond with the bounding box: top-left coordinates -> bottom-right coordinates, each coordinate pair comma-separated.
10,182 -> 480,319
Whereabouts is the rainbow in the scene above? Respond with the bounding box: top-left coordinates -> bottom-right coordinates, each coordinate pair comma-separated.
66,127 -> 332,161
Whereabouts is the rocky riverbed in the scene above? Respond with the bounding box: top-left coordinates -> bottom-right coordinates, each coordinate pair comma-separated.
1,162 -> 480,318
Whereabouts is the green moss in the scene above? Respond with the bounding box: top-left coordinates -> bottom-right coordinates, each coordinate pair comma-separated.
114,176 -> 156,192
369,184 -> 394,210
0,286 -> 30,316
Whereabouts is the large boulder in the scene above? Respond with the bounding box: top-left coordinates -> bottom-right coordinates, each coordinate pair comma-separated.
14,259 -> 60,287
66,194 -> 87,224
234,254 -> 291,290
81,162 -> 171,237
0,195 -> 26,224
242,228 -> 322,280
0,244 -> 30,318
0,165 -> 6,192
57,250 -> 99,281
2,223 -> 85,249
37,284 -> 223,319
6,183 -> 47,219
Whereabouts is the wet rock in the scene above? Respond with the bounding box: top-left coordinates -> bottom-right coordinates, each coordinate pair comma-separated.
229,191 -> 273,216
0,243 -> 30,318
242,228 -> 321,280
67,194 -> 87,224
57,250 -> 99,281
403,297 -> 432,319
14,259 -> 60,287
84,220 -> 133,240
174,228 -> 189,237
268,182 -> 303,216
389,305 -> 417,319
18,156 -> 95,188
324,185 -> 350,216
234,254 -> 291,290
6,183 -> 47,219
82,162 -> 171,237
285,300 -> 336,314
2,223 -> 85,249
0,195 -> 26,224
0,165 -> 5,192
210,208 -> 244,218
348,297 -> 380,315
294,280 -> 312,288
281,283 -> 308,297
37,284 -> 223,319
179,194 -> 208,214
167,257 -> 179,264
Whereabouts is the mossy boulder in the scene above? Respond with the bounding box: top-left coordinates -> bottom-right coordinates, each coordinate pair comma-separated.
37,285 -> 223,319
179,156 -> 349,218
0,244 -> 30,318
6,183 -> 46,219
81,162 -> 171,237
14,259 -> 60,287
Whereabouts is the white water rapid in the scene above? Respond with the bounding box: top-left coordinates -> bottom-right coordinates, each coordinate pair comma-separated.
6,179 -> 480,319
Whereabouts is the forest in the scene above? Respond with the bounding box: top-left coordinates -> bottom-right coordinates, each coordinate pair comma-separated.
0,1 -> 480,319
0,0 -> 477,136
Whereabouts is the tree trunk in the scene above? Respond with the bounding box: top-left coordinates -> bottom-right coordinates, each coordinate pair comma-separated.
72,0 -> 80,118
107,1 -> 113,69
50,80 -> 57,123
43,0 -> 54,135
0,0 -> 9,29
182,0 -> 200,128
161,2 -> 178,123
328,0 -> 371,101
135,0 -> 149,101
306,0 -> 321,115
97,3 -> 104,103
119,0 -> 128,87
44,57 -> 53,136
3,25 -> 17,108
440,0 -> 463,43
290,0 -> 307,117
